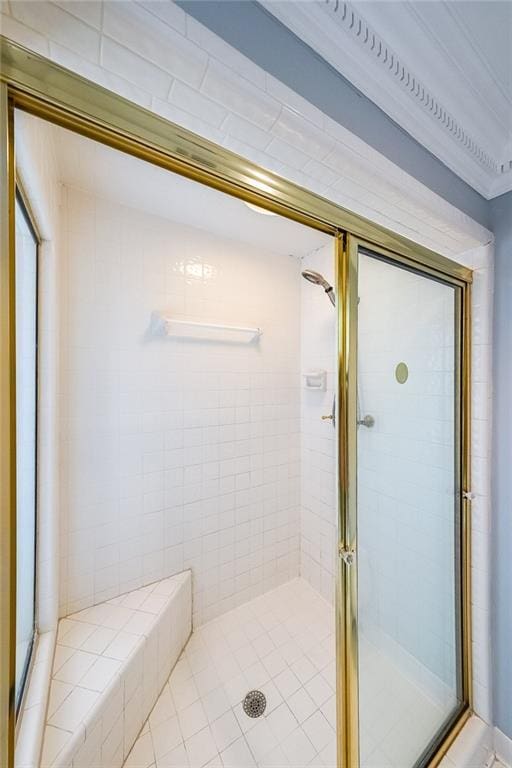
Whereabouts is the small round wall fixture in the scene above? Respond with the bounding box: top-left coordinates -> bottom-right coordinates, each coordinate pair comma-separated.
395,362 -> 409,384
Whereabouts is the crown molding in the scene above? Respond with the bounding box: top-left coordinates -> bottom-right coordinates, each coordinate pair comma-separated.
262,0 -> 512,199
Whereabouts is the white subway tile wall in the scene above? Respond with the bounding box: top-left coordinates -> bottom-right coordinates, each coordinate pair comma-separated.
299,245 -> 337,603
58,186 -> 302,623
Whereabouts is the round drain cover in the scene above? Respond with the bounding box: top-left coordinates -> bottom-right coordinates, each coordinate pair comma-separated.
243,690 -> 267,718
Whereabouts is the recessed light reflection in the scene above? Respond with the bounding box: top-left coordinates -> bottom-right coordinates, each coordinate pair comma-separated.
176,261 -> 215,280
244,201 -> 277,216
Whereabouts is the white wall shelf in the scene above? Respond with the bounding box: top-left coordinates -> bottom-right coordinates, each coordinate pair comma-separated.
152,313 -> 262,343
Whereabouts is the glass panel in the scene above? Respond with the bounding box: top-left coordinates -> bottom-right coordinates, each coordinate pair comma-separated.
15,195 -> 37,710
14,111 -> 340,763
357,249 -> 460,767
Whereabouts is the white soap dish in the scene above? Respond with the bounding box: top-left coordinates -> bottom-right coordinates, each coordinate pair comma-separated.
303,370 -> 327,390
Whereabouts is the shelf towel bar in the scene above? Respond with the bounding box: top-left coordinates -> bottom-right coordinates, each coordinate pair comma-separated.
152,313 -> 262,342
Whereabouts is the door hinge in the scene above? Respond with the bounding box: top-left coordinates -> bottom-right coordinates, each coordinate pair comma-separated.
338,545 -> 356,565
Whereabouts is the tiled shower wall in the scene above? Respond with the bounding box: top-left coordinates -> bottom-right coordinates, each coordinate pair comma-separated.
59,186 -> 302,623
299,245 -> 337,604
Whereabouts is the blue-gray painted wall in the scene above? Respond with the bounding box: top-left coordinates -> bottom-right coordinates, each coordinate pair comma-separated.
179,0 -> 490,229
181,0 -> 512,735
491,190 -> 512,739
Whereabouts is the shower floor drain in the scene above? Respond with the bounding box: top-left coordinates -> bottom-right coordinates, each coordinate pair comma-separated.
243,690 -> 266,718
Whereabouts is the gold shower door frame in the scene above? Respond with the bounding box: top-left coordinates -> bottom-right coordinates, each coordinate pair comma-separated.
337,235 -> 473,768
0,36 -> 472,768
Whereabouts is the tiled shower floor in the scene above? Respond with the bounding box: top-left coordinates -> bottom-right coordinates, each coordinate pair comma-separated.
123,579 -> 444,768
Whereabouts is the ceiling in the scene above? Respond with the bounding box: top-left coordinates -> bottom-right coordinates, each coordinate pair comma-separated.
22,114 -> 329,259
263,0 -> 512,199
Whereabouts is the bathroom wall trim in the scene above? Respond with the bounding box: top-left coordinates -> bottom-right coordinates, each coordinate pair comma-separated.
0,35 -> 477,768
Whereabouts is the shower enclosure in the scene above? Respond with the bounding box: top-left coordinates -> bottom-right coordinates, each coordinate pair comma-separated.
1,39 -> 472,768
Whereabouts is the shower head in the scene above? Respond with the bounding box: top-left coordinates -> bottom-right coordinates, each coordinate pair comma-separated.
301,269 -> 336,306
301,269 -> 328,287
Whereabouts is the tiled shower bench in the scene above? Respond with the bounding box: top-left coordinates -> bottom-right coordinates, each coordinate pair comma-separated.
40,571 -> 192,768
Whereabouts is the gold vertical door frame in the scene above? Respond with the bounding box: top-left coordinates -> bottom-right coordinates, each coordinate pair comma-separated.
0,84 -> 16,768
336,233 -> 360,768
459,278 -> 473,713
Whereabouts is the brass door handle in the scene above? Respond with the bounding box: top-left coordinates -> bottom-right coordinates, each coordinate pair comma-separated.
321,396 -> 336,427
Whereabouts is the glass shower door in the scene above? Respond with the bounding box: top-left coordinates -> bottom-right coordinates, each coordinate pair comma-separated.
354,245 -> 469,768
14,193 -> 38,710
